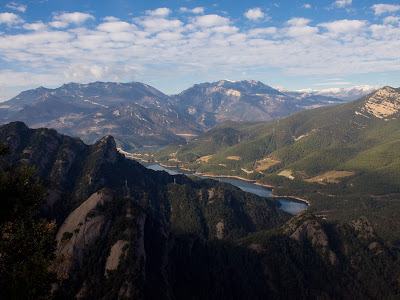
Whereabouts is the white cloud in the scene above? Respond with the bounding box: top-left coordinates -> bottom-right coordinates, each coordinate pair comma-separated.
370,24 -> 400,40
97,21 -> 136,32
333,0 -> 352,8
63,64 -> 114,80
103,16 -> 120,22
191,7 -> 205,14
383,16 -> 400,24
180,7 -> 204,14
303,4 -> 312,9
193,14 -> 230,27
313,81 -> 352,86
372,4 -> 400,16
6,2 -> 27,13
156,31 -> 183,41
23,22 -> 48,31
48,21 -> 68,29
0,12 -> 24,26
284,18 -> 318,37
136,17 -> 183,33
286,17 -> 312,27
244,8 -> 264,21
145,8 -> 171,17
1,10 -> 400,98
248,27 -> 277,37
211,25 -> 238,34
318,19 -> 367,36
54,12 -> 95,24
286,26 -> 318,37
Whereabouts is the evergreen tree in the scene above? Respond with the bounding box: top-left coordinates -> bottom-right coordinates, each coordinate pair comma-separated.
0,142 -> 57,300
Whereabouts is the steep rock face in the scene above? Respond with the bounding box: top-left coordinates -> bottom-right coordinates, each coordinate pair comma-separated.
359,86 -> 400,119
55,190 -> 114,271
105,240 -> 130,275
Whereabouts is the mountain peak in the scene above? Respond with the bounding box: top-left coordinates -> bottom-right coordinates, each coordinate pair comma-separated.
96,135 -> 118,164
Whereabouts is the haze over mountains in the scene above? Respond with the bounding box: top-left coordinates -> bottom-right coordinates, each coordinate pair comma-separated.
282,85 -> 380,102
0,80 -> 378,150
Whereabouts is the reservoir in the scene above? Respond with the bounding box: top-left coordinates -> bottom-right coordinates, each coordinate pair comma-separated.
143,163 -> 308,215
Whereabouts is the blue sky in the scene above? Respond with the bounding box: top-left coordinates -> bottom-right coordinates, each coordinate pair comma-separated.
0,0 -> 399,101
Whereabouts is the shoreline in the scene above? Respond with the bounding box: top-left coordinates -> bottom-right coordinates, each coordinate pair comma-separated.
195,172 -> 258,182
270,193 -> 311,205
194,172 -> 310,206
144,162 -> 311,206
159,162 -> 181,168
254,182 -> 274,188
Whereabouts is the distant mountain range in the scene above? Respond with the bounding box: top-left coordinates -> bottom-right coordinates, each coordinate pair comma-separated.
0,82 -> 204,150
280,85 -> 380,101
0,80 -> 379,150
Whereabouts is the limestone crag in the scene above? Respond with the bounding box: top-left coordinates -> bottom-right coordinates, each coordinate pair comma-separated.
359,87 -> 400,119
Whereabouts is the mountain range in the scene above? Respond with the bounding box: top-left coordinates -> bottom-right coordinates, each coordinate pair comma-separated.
0,80 -> 378,150
1,121 -> 398,299
141,86 -> 400,241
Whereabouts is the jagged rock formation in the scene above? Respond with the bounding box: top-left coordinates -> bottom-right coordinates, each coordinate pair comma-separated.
284,212 -> 338,265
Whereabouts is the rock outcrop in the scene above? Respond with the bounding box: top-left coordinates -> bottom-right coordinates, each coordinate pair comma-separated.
349,216 -> 375,239
104,240 -> 130,275
55,190 -> 114,272
290,219 -> 338,265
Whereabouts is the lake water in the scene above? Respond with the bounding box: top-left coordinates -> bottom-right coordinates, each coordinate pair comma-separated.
144,164 -> 308,215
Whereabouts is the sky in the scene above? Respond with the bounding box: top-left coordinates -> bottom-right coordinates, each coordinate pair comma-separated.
0,0 -> 399,101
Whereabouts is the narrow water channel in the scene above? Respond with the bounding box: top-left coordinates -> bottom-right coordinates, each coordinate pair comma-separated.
143,163 -> 308,215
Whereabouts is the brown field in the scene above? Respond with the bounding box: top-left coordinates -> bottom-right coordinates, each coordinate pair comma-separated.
305,170 -> 355,184
226,156 -> 242,160
255,157 -> 281,171
196,155 -> 213,162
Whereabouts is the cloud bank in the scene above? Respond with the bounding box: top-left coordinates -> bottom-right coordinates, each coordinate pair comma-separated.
0,5 -> 399,99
